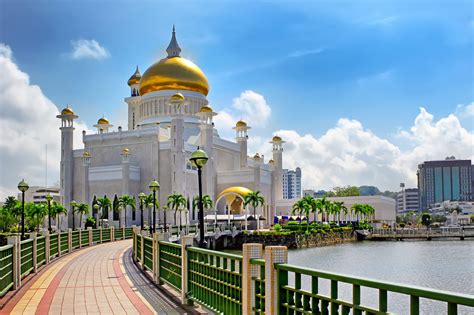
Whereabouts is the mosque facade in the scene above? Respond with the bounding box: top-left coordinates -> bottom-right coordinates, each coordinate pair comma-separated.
57,28 -> 285,228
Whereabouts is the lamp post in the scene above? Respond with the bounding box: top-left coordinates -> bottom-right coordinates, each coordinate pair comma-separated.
163,206 -> 168,232
138,192 -> 145,231
18,179 -> 29,240
45,193 -> 53,233
93,204 -> 99,228
149,180 -> 160,234
70,200 -> 77,230
190,147 -> 209,248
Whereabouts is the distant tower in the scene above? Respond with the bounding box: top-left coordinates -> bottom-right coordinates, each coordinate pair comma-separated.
253,153 -> 262,192
125,66 -> 141,130
197,105 -> 217,199
169,93 -> 187,196
57,106 -> 78,228
94,117 -> 112,133
271,135 -> 284,201
234,120 -> 250,168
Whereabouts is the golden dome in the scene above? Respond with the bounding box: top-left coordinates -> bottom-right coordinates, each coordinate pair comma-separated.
200,105 -> 213,113
127,66 -> 141,86
254,153 -> 261,160
236,119 -> 247,128
269,159 -> 274,164
121,148 -> 130,155
83,151 -> 91,158
217,186 -> 253,204
61,106 -> 74,115
170,92 -> 185,102
139,28 -> 209,96
272,135 -> 282,142
97,117 -> 110,125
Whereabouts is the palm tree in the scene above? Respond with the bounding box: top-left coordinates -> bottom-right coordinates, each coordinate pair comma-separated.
97,196 -> 112,226
167,193 -> 187,226
51,202 -> 67,231
26,202 -> 47,231
144,193 -> 159,227
302,196 -> 316,223
322,198 -> 333,223
364,204 -> 375,223
118,195 -> 136,227
3,196 -> 21,229
76,203 -> 89,229
193,195 -> 213,221
333,202 -> 344,224
352,204 -> 365,223
292,199 -> 309,232
243,191 -> 265,230
340,202 -> 348,223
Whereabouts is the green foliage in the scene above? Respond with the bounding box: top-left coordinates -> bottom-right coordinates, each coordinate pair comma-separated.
193,195 -> 213,211
330,186 -> 360,197
26,202 -> 47,231
0,206 -> 18,232
167,193 -> 187,226
85,216 -> 96,228
421,213 -> 432,227
273,223 -> 282,232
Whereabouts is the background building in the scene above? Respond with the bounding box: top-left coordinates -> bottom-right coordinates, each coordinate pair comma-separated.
396,183 -> 419,214
417,157 -> 472,211
17,186 -> 61,204
282,167 -> 301,199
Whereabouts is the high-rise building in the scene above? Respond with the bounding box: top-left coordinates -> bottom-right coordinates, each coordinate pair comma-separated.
17,186 -> 61,204
396,183 -> 419,214
282,167 -> 302,199
417,157 -> 472,211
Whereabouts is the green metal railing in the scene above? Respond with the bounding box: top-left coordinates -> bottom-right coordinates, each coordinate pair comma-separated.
125,227 -> 133,238
20,239 -> 34,278
102,228 -> 111,242
187,247 -> 243,315
36,236 -> 46,267
0,245 -> 14,297
92,228 -> 100,243
136,234 -> 142,263
114,228 -> 124,240
81,230 -> 89,246
158,241 -> 182,291
250,258 -> 266,314
60,232 -> 68,254
49,233 -> 59,258
143,236 -> 153,271
275,263 -> 474,315
71,231 -> 80,249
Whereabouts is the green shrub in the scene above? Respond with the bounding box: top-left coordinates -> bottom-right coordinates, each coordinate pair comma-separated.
85,216 -> 96,228
273,223 -> 282,232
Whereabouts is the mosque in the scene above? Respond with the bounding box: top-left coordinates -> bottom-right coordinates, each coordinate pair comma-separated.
57,27 -> 285,228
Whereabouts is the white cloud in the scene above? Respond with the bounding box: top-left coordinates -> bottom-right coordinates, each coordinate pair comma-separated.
366,15 -> 400,27
214,90 -> 272,140
69,39 -> 110,60
0,44 -> 91,199
456,102 -> 474,120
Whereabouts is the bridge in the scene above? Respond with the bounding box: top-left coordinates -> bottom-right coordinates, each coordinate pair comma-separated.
1,227 -> 473,314
369,226 -> 474,241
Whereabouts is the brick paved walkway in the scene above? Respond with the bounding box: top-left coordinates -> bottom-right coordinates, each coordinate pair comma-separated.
2,240 -> 187,314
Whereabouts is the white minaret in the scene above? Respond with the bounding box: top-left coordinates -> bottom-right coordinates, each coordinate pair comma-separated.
121,148 -> 131,226
93,117 -> 113,133
169,93 -> 187,196
197,105 -> 217,200
253,153 -> 262,192
125,66 -> 141,130
57,106 -> 78,229
271,135 -> 284,202
233,120 -> 250,168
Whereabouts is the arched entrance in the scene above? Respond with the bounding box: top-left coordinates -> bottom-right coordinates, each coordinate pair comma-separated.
215,186 -> 253,226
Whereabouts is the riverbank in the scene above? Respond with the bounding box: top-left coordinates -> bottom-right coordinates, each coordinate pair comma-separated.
228,230 -> 355,249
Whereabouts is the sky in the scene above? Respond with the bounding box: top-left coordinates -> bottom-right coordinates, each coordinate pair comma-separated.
0,0 -> 473,198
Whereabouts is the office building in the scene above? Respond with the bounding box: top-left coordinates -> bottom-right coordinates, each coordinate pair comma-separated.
282,167 -> 301,199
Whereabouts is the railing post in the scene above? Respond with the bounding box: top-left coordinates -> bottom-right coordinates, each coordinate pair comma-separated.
30,232 -> 37,273
79,229 -> 82,248
45,231 -> 50,264
242,243 -> 263,314
68,228 -> 72,253
265,246 -> 288,315
123,226 -> 126,240
152,232 -> 159,283
111,226 -> 115,242
140,233 -> 145,270
133,227 -> 138,261
88,227 -> 92,246
7,236 -> 20,289
58,231 -> 61,257
180,235 -> 194,305
99,227 -> 103,243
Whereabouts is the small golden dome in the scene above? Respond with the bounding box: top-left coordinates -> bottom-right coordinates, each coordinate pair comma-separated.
254,153 -> 261,160
170,92 -> 185,102
272,135 -> 282,142
83,151 -> 91,158
127,66 -> 142,86
217,186 -> 253,204
122,148 -> 130,155
236,120 -> 247,128
97,117 -> 110,125
61,106 -> 74,115
269,159 -> 274,164
200,105 -> 213,113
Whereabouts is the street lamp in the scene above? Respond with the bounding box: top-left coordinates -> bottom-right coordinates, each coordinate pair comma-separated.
138,192 -> 146,231
45,193 -> 53,233
163,206 -> 168,233
149,180 -> 160,234
18,179 -> 29,240
190,147 -> 208,248
70,200 -> 77,230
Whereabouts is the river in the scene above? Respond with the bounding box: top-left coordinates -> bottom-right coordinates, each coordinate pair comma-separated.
287,240 -> 474,314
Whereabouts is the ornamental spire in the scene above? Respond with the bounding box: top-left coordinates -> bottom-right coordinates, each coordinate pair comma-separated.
166,25 -> 181,58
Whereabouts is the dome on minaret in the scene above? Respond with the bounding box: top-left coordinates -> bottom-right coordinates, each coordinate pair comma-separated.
127,66 -> 141,86
236,119 -> 247,128
97,117 -> 110,125
139,26 -> 209,96
61,106 -> 75,115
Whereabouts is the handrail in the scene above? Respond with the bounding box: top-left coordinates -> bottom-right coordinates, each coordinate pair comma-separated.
187,246 -> 243,261
249,258 -> 265,266
275,263 -> 474,306
158,241 -> 181,249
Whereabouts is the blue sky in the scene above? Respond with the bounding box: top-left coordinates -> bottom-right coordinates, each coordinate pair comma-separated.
0,0 -> 473,195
